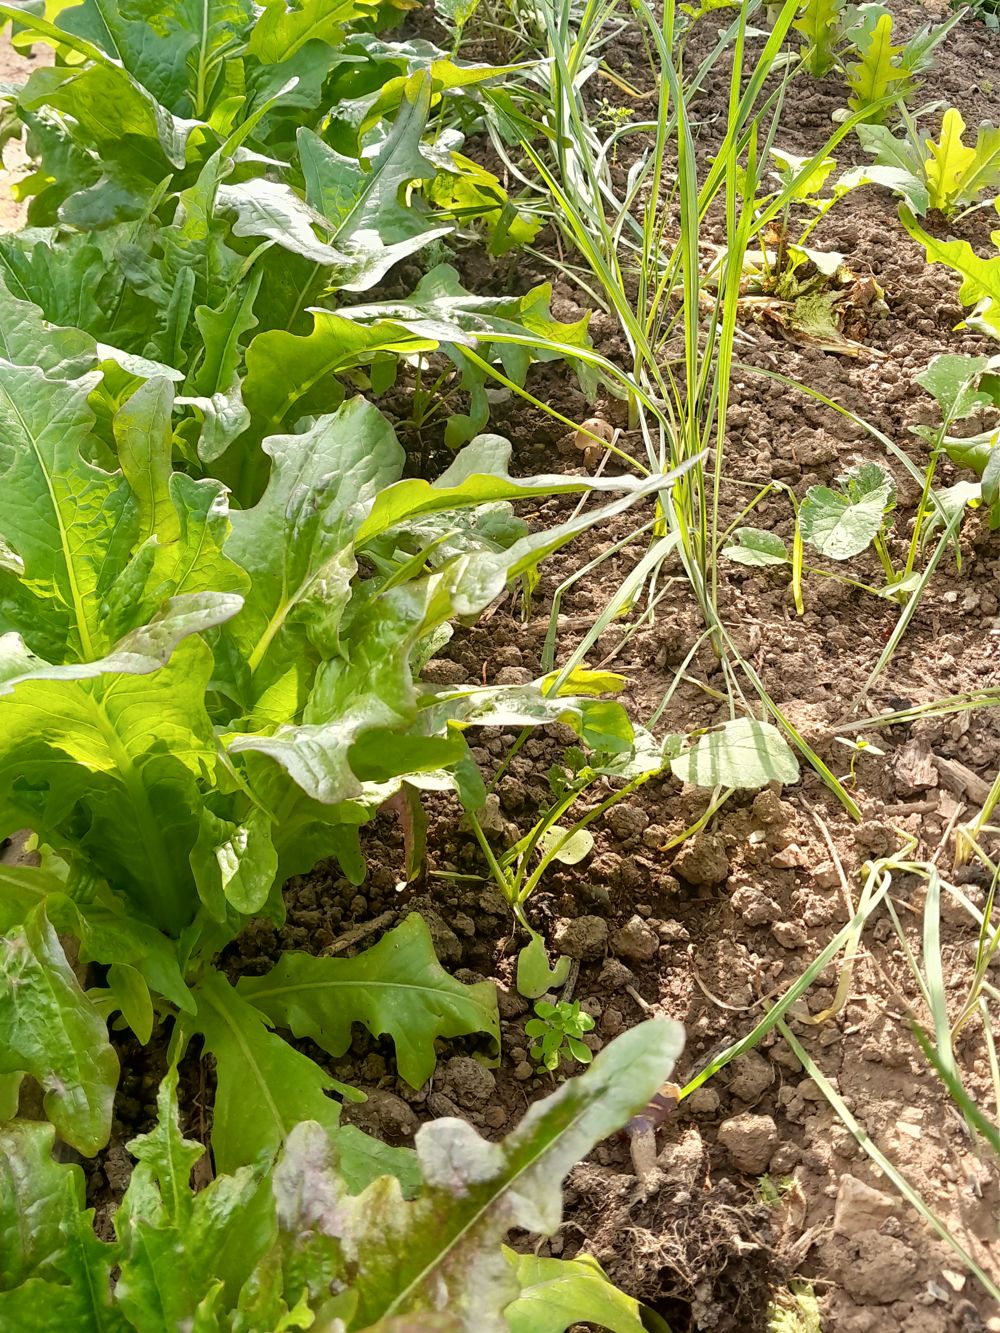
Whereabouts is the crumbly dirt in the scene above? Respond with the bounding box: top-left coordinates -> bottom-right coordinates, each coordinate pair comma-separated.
3,7 -> 1000,1331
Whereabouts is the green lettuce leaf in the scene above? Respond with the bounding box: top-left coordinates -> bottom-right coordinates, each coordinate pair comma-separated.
191,968 -> 418,1189
900,205 -> 1000,339
0,904 -> 118,1154
220,395 -> 403,709
238,913 -> 500,1088
247,0 -> 379,63
0,1122 -> 122,1328
336,263 -> 595,448
56,0 -> 255,118
114,1064 -> 271,1327
503,1251 -> 651,1333
272,1018 -> 683,1328
0,638 -> 222,932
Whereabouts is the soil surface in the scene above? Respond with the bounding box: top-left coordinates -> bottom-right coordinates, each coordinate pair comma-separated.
3,5 -> 1000,1331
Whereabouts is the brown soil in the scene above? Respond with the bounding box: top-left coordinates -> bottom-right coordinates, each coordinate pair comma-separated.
0,34 -> 48,229
3,6 -> 1000,1331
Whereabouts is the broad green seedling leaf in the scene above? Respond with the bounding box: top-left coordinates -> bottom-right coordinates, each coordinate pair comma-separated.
771,148 -> 836,200
535,825 -> 594,865
436,0 -> 483,31
516,932 -> 572,1001
799,462 -> 895,559
901,111 -> 1000,216
915,354 -> 992,424
670,717 -> 800,789
925,109 -> 979,213
503,1251 -> 651,1333
848,126 -> 931,213
723,527 -> 789,566
792,0 -> 844,76
900,206 -> 1000,338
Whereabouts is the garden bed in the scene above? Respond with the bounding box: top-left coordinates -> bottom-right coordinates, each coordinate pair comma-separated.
1,2 -> 999,1329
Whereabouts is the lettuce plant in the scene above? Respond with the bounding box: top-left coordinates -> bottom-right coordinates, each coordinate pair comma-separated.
0,1019 -> 684,1331
790,2 -> 958,125
856,110 -> 1000,217
900,200 -> 1000,343
0,272 -> 672,1171
0,3 -> 695,1296
0,0 -> 590,492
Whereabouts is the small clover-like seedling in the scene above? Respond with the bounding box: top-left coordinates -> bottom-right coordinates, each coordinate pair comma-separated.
835,735 -> 886,786
526,1000 -> 596,1072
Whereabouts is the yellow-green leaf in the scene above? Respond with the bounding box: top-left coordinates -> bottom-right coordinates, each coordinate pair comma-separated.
925,109 -> 977,212
900,205 -> 1000,338
846,14 -> 908,122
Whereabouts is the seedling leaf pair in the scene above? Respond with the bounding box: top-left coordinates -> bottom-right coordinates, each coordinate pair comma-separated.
799,461 -> 896,560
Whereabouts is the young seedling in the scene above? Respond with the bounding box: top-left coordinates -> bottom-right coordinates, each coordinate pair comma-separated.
792,3 -> 960,124
723,462 -> 900,603
466,729 -> 673,998
910,354 -> 1000,541
748,148 -> 851,299
835,734 -> 886,786
526,999 -> 596,1072
793,0 -> 846,76
471,705 -> 801,999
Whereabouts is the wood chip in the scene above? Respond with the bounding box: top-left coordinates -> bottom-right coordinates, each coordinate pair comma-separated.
931,755 -> 992,806
893,739 -> 938,796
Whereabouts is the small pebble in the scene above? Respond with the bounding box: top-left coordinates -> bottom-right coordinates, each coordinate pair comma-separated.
686,1087 -> 720,1115
611,914 -> 659,962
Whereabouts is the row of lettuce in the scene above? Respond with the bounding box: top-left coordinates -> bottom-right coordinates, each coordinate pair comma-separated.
0,0 -> 696,1327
